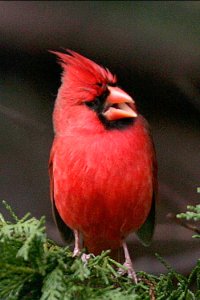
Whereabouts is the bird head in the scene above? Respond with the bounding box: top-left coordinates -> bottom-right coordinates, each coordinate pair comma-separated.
52,50 -> 138,134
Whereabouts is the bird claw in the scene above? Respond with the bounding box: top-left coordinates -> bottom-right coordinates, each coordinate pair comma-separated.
72,248 -> 81,257
72,249 -> 95,267
81,253 -> 95,266
118,261 -> 138,284
120,241 -> 138,284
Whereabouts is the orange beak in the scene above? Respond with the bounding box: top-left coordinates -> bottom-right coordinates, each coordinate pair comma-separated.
103,86 -> 138,121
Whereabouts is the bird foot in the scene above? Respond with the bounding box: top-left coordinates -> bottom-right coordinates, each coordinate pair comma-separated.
120,241 -> 138,283
72,248 -> 81,257
81,253 -> 95,266
118,261 -> 138,284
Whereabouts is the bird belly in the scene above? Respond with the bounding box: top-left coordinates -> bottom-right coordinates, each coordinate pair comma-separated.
53,118 -> 154,254
54,150 -> 153,254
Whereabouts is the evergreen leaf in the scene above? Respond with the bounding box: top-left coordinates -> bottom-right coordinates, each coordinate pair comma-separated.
0,202 -> 199,299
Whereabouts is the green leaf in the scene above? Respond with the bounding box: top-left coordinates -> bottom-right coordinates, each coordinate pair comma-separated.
0,202 -> 199,299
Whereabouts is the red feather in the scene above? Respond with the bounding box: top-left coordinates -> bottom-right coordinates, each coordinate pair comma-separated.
49,50 -> 157,257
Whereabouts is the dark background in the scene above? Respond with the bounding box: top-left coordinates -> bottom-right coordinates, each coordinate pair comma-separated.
0,1 -> 200,275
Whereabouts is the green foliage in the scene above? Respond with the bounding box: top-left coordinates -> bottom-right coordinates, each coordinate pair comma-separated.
0,202 -> 199,300
177,204 -> 200,239
177,205 -> 200,222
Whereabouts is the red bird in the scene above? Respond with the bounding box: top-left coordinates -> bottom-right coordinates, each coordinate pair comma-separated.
49,50 -> 157,283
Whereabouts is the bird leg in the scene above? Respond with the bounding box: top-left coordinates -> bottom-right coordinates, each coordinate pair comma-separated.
72,229 -> 82,257
72,230 -> 94,264
120,241 -> 138,284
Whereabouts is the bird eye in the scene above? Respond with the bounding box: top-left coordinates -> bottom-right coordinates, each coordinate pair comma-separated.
96,82 -> 103,87
85,98 -> 102,112
85,101 -> 95,109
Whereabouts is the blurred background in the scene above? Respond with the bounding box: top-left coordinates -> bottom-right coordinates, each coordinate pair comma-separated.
0,1 -> 200,275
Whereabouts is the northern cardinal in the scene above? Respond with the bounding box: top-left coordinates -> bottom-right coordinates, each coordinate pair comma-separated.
49,50 -> 157,283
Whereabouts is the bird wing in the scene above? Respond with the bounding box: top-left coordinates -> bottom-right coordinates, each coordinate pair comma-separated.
135,192 -> 156,246
135,134 -> 158,247
49,143 -> 73,243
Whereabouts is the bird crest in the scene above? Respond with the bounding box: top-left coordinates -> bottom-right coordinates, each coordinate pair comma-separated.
50,49 -> 117,87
